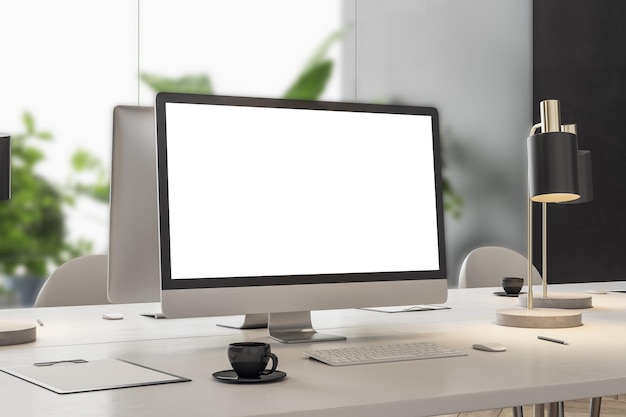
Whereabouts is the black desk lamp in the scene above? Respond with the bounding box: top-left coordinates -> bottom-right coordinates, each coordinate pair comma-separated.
497,100 -> 587,328
518,102 -> 595,311
0,134 -> 37,345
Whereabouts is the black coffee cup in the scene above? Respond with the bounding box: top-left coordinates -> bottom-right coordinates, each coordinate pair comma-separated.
228,342 -> 278,379
501,277 -> 524,295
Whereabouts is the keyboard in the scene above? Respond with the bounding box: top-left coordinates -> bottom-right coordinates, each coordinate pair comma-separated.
304,341 -> 467,366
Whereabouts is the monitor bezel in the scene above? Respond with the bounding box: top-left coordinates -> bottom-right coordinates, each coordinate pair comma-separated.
155,93 -> 446,291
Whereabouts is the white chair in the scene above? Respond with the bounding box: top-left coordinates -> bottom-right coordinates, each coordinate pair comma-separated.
458,246 -> 542,289
34,255 -> 110,307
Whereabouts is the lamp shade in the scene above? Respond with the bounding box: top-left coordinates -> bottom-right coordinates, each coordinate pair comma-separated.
527,131 -> 579,203
0,134 -> 9,201
574,149 -> 593,203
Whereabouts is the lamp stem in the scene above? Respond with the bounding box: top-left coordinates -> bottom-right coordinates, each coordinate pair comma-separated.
540,99 -> 562,133
527,120 -> 540,308
542,202 -> 548,298
527,194 -> 534,309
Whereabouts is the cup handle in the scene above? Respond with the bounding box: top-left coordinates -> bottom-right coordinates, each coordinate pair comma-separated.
262,352 -> 278,375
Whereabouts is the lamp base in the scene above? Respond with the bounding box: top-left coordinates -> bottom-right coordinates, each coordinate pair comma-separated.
0,321 -> 37,346
518,293 -> 592,309
496,308 -> 582,328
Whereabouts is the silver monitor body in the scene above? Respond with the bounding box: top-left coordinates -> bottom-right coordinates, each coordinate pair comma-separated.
156,94 -> 447,342
107,105 -> 160,303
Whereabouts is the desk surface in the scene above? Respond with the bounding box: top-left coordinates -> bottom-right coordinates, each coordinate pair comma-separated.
1,282 -> 626,417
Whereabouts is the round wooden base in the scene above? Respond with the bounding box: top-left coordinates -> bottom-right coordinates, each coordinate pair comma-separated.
518,293 -> 592,309
0,321 -> 37,346
496,308 -> 582,328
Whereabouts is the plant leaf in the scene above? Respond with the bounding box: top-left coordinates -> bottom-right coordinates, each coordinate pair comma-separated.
19,147 -> 45,166
140,73 -> 213,94
37,131 -> 53,140
71,149 -> 100,171
283,61 -> 333,101
22,112 -> 35,135
300,28 -> 345,75
282,28 -> 344,101
72,183 -> 110,203
442,177 -> 463,219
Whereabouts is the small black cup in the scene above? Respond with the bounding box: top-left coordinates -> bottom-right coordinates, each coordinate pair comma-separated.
228,342 -> 278,379
501,277 -> 524,295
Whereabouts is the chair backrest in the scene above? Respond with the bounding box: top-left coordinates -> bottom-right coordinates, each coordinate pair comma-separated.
458,246 -> 542,288
34,255 -> 110,307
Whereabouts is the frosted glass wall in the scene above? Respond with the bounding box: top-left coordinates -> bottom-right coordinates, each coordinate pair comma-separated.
0,0 -> 342,305
347,0 -> 533,285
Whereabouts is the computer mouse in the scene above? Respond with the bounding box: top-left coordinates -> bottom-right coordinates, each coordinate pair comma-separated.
472,343 -> 506,352
102,313 -> 124,320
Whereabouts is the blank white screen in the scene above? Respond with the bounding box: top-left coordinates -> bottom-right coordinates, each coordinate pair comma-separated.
165,102 -> 440,279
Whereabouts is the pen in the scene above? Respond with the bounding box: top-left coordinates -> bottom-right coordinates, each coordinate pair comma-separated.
34,359 -> 88,367
537,335 -> 568,345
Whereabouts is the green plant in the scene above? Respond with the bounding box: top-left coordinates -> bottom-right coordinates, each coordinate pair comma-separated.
0,113 -> 93,277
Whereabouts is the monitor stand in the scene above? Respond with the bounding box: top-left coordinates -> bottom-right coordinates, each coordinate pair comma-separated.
268,311 -> 346,344
216,311 -> 345,343
217,313 -> 269,329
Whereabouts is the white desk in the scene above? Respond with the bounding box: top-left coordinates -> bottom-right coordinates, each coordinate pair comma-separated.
1,282 -> 626,417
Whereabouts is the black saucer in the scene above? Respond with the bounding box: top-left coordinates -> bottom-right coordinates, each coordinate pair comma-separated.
212,370 -> 287,384
493,291 -> 526,297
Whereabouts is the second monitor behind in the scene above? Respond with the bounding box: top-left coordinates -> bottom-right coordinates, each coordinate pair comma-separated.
107,105 -> 160,303
107,105 -> 266,327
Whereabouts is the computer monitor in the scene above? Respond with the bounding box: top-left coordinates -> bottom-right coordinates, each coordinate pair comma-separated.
107,106 -> 161,303
155,93 -> 447,343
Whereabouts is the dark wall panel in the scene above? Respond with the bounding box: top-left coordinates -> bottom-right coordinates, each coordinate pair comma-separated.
533,1 -> 626,283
